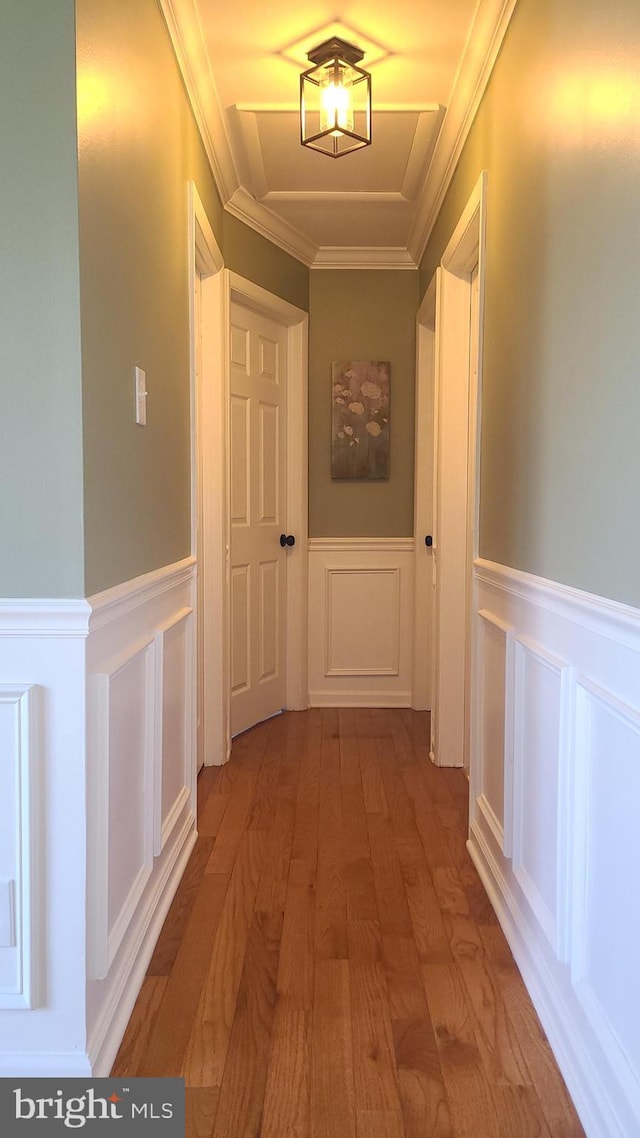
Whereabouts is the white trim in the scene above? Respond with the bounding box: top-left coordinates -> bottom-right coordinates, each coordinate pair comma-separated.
412,274 -> 436,711
87,557 -> 195,630
471,558 -> 640,1137
309,690 -> 412,709
0,684 -> 42,1010
226,188 -> 317,267
88,638 -> 156,981
312,248 -> 418,270
417,172 -> 487,769
0,600 -> 90,637
0,1053 -> 93,1078
475,558 -> 640,650
154,606 -> 194,855
308,537 -> 414,554
188,184 -> 228,768
409,0 -> 518,263
88,820 -> 196,1076
467,825 -> 627,1138
324,567 -> 400,677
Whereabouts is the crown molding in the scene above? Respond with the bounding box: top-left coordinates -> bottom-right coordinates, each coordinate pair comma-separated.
226,187 -> 318,266
312,247 -> 417,270
158,0 -> 238,202
160,0 -> 519,272
408,0 -> 519,265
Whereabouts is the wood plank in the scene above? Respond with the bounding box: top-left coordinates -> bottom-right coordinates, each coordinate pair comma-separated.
481,928 -> 585,1138
111,976 -> 167,1076
367,812 -> 413,938
197,788 -> 231,839
355,1110 -> 405,1138
255,734 -> 299,913
395,838 -> 453,965
137,873 -> 229,1077
262,1005 -> 310,1138
491,1086 -> 554,1138
358,717 -> 388,815
458,955 -> 531,1086
211,909 -> 283,1138
431,866 -> 484,962
205,770 -> 258,874
277,858 -> 316,1010
342,777 -> 377,923
392,1015 -> 454,1138
147,837 -> 215,976
315,714 -> 348,959
182,830 -> 265,1085
186,1088 -> 220,1138
310,959 -> 356,1138
350,959 -> 401,1111
422,963 -> 498,1138
290,709 -> 321,864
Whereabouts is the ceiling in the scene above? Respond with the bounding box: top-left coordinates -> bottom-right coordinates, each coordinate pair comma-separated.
159,0 -> 517,267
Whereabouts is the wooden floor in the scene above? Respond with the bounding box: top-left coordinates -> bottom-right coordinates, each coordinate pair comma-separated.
113,709 -> 585,1138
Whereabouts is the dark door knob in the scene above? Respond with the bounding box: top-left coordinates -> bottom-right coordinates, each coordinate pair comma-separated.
280,533 -> 295,548
425,535 -> 433,547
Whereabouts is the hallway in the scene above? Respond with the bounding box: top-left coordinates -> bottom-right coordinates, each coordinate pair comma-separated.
113,709 -> 584,1136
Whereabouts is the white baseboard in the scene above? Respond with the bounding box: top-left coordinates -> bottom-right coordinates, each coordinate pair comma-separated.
88,821 -> 196,1076
308,689 -> 413,708
470,558 -> 640,1138
0,1052 -> 93,1078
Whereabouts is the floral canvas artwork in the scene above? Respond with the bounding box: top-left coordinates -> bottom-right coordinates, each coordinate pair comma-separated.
331,361 -> 390,480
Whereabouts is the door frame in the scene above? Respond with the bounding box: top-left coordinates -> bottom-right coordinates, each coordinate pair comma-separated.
189,183 -> 309,766
227,271 -> 309,738
413,171 -> 487,768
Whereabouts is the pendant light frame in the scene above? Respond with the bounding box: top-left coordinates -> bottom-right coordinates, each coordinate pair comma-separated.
300,36 -> 372,158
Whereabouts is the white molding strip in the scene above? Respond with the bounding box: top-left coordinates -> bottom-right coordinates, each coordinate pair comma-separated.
409,0 -> 519,263
0,684 -> 41,1010
226,187 -> 317,267
309,690 -> 413,709
0,600 -> 90,637
475,558 -> 640,650
312,248 -> 418,270
87,557 -> 195,632
309,537 -> 415,554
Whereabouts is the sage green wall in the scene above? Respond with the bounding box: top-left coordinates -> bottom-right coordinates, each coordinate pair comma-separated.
77,0 -> 309,596
309,271 -> 418,537
224,215 -> 309,312
0,0 -> 84,598
420,0 -> 640,608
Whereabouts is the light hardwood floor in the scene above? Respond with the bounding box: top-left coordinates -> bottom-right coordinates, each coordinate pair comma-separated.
113,708 -> 585,1138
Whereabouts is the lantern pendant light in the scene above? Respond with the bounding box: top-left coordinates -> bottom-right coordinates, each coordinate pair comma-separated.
300,37 -> 372,158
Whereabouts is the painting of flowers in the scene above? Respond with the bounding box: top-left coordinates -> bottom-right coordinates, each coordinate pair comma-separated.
331,361 -> 390,480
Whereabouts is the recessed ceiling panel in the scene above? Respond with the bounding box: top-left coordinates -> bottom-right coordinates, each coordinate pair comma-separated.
269,198 -> 416,249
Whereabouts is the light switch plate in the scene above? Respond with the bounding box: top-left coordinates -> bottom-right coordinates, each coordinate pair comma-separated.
135,366 -> 147,426
0,880 -> 16,948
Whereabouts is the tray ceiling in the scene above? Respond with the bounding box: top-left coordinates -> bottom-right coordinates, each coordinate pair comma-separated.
160,1 -> 518,266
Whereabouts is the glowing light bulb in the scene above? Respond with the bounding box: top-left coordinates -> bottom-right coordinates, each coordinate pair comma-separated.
320,79 -> 353,135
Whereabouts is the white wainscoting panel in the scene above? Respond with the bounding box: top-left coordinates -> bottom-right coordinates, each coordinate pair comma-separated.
0,600 -> 91,1074
308,539 -> 415,707
475,609 -> 512,854
469,558 -> 640,1138
0,685 -> 40,1009
86,558 -> 197,1075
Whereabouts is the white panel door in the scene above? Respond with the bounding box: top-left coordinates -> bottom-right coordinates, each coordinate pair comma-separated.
229,302 -> 288,736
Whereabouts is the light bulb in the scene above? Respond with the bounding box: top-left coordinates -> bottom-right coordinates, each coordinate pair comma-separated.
320,79 -> 353,135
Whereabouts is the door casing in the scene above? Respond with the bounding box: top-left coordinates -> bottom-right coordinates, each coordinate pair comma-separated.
414,171 -> 487,770
189,182 -> 309,766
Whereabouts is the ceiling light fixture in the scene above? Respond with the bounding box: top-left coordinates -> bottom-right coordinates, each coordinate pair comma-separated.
300,37 -> 372,158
